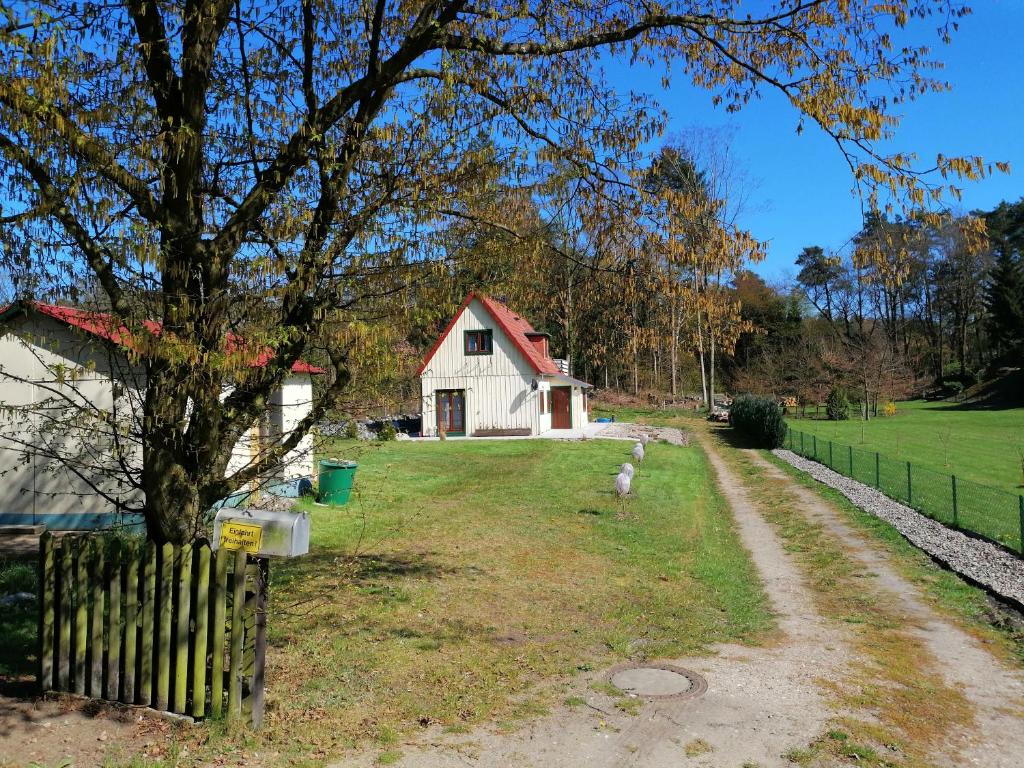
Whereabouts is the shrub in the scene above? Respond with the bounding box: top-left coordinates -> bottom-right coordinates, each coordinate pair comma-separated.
378,421 -> 398,441
883,401 -> 897,417
825,388 -> 850,421
344,419 -> 360,439
0,560 -> 36,594
728,394 -> 787,448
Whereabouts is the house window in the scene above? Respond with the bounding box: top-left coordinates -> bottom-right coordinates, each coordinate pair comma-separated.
464,329 -> 493,355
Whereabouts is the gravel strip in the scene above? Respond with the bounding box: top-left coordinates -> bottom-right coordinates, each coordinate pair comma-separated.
597,422 -> 689,446
773,448 -> 1024,607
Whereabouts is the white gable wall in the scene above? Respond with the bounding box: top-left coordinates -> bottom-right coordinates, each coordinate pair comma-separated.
0,315 -> 145,523
0,313 -> 317,526
420,299 -> 543,436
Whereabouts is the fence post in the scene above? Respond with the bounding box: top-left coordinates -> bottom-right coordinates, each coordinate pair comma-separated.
875,452 -> 880,489
801,431 -> 805,455
251,558 -> 269,728
829,441 -> 833,469
58,539 -> 72,690
848,445 -> 854,477
906,461 -> 913,506
1019,496 -> 1024,555
951,476 -> 959,527
174,543 -> 192,714
74,538 -> 88,695
228,549 -> 247,720
122,543 -> 139,704
38,532 -> 55,691
105,539 -> 121,701
813,434 -> 817,460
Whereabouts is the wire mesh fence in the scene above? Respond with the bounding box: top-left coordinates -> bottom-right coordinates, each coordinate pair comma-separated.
785,427 -> 1024,555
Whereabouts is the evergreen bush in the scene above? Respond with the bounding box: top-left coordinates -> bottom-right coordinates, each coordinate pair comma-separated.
825,388 -> 850,420
728,394 -> 787,448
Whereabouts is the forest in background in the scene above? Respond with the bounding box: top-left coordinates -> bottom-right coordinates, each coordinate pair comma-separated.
323,139 -> 1024,420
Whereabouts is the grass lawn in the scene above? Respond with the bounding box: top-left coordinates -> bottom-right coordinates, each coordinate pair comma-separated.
787,400 -> 1024,495
0,559 -> 37,682
219,437 -> 772,764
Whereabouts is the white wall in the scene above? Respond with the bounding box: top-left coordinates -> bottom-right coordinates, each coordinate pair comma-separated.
0,313 -> 318,524
420,299 -> 542,436
572,386 -> 589,430
0,315 -> 144,520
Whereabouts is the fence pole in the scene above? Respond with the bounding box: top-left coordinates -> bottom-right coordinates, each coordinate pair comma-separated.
139,541 -> 156,705
122,544 -> 139,704
192,545 -> 211,719
228,550 -> 247,720
1019,496 -> 1024,555
105,539 -> 121,701
848,445 -> 854,477
89,539 -> 104,698
875,452 -> 880,489
174,543 -> 192,714
38,532 -> 55,691
829,440 -> 833,469
907,461 -> 913,506
813,434 -> 817,459
801,431 -> 805,455
210,550 -> 229,719
156,543 -> 173,710
251,558 -> 269,728
74,538 -> 88,695
951,476 -> 959,527
58,540 -> 72,690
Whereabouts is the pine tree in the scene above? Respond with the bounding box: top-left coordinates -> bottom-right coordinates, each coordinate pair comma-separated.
984,200 -> 1024,362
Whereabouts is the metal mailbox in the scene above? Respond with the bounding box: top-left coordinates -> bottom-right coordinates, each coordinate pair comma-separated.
212,507 -> 310,558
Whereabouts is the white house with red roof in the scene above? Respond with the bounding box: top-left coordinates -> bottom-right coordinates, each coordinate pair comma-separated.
418,293 -> 591,437
0,302 -> 323,530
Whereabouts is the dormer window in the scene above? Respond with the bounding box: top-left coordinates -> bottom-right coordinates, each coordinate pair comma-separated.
464,329 -> 493,355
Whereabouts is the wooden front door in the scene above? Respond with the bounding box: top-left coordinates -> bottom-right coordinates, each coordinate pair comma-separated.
551,386 -> 571,429
436,390 -> 466,435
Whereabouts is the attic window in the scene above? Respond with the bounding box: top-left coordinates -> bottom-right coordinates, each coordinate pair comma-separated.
465,329 -> 493,355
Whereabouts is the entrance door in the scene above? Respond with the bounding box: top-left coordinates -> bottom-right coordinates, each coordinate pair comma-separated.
436,390 -> 466,435
551,386 -> 571,429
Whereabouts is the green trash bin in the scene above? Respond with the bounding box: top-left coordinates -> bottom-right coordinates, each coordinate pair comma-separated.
318,459 -> 358,505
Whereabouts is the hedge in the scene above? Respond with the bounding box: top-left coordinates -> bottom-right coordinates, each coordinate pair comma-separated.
728,394 -> 787,448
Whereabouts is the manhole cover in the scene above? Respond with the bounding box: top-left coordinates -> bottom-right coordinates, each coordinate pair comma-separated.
607,663 -> 707,700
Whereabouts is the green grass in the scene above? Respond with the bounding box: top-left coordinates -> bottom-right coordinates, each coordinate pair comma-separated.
197,437 -> 772,763
787,399 -> 1024,495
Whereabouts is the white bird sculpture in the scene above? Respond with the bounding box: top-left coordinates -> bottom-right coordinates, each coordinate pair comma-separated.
620,462 -> 635,479
615,471 -> 632,497
632,443 -> 645,463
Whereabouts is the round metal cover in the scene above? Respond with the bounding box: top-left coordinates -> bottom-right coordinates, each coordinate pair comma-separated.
607,663 -> 707,700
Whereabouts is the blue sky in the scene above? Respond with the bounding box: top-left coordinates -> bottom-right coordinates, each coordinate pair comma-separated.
604,1 -> 1024,282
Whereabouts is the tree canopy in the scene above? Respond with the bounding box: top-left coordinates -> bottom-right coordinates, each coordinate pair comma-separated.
0,0 -> 996,541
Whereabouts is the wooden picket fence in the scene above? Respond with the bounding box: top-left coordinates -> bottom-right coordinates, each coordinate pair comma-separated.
37,532 -> 268,725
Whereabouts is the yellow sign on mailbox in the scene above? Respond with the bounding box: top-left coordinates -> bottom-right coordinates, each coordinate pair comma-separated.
219,520 -> 263,553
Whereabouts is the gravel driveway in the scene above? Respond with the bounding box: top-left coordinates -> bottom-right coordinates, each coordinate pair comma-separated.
773,448 -> 1024,607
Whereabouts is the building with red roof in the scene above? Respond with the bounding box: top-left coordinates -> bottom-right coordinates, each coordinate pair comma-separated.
418,292 -> 591,437
0,301 -> 321,529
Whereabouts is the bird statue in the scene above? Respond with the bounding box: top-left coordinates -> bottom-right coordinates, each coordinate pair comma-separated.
620,462 -> 634,479
632,443 -> 645,463
615,471 -> 631,497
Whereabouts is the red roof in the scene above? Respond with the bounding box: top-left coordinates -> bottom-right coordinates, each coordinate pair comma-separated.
417,292 -> 560,376
3,302 -> 325,375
